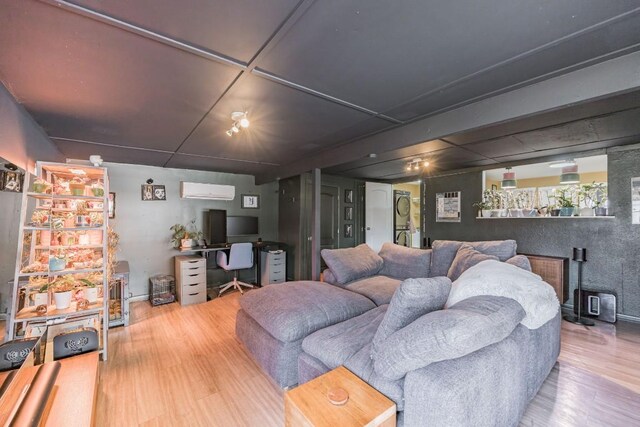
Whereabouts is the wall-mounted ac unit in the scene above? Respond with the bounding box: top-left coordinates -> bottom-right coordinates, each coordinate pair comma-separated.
180,182 -> 235,200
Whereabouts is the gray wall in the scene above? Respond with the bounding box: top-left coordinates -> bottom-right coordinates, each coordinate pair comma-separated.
422,146 -> 640,318
106,162 -> 279,298
0,83 -> 62,317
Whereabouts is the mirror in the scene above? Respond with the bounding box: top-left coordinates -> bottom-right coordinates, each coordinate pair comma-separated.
481,155 -> 608,217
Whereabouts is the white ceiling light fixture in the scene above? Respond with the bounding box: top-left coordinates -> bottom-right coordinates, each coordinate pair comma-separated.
560,165 -> 581,184
549,160 -> 576,168
226,111 -> 249,136
501,167 -> 517,189
406,158 -> 429,172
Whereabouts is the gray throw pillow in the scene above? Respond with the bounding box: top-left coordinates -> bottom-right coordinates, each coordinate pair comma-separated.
378,243 -> 432,279
430,240 -> 517,277
321,244 -> 384,285
505,255 -> 532,271
373,295 -> 526,381
447,244 -> 499,281
372,277 -> 451,357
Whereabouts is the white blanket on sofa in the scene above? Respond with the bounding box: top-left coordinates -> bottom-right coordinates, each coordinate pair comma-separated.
445,260 -> 560,329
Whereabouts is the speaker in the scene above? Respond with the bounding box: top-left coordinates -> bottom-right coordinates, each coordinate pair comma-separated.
573,289 -> 617,323
53,327 -> 99,360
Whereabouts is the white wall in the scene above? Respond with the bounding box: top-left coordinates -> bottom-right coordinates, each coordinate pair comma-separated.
106,162 -> 279,297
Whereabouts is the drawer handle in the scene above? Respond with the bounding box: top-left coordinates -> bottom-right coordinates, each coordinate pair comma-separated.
188,273 -> 199,277
189,292 -> 199,296
272,271 -> 281,274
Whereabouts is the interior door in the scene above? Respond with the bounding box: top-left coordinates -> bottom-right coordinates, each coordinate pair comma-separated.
365,182 -> 393,252
321,185 -> 339,251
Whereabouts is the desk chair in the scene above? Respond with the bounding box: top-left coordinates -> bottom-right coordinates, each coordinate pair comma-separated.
217,243 -> 254,296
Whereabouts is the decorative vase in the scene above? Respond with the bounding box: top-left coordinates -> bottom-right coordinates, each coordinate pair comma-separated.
595,207 -> 607,216
53,291 -> 73,309
498,209 -> 508,218
559,207 -> 574,216
550,209 -> 561,217
85,287 -> 98,303
508,209 -> 521,218
181,238 -> 193,248
580,207 -> 594,217
69,183 -> 85,196
32,292 -> 49,307
489,209 -> 499,218
49,257 -> 66,271
39,230 -> 51,246
78,234 -> 90,245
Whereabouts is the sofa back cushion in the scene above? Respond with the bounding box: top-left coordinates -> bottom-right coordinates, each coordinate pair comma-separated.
378,243 -> 432,279
373,295 -> 526,380
372,277 -> 451,357
430,240 -> 517,277
447,245 -> 499,281
321,244 -> 383,285
505,255 -> 532,271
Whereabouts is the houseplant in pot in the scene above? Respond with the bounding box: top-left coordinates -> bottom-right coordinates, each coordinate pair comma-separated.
51,276 -> 76,309
472,201 -> 491,218
29,276 -> 50,307
79,278 -> 99,303
49,250 -> 67,272
69,177 -> 86,196
32,178 -> 51,194
588,182 -> 608,216
91,181 -> 104,197
170,220 -> 203,249
555,187 -> 576,216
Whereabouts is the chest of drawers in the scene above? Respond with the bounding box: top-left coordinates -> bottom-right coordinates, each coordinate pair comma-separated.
260,251 -> 286,285
175,256 -> 207,305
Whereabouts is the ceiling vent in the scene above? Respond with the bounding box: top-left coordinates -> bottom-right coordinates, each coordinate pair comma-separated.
180,182 -> 235,200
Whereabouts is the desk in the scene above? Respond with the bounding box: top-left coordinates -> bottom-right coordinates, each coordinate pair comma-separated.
178,241 -> 285,286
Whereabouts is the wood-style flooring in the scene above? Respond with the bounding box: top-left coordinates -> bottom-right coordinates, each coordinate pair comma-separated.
94,292 -> 639,426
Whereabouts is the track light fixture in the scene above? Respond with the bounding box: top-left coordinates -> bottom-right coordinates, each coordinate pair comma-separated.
405,158 -> 429,172
226,111 -> 249,136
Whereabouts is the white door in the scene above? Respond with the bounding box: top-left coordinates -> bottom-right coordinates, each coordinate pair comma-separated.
365,182 -> 393,252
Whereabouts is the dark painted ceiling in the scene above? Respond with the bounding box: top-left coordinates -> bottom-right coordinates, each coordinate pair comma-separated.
1,0 -> 640,181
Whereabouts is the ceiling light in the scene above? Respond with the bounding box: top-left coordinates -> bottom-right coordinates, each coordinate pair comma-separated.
560,165 -> 580,184
227,112 -> 250,135
406,158 -> 429,173
231,124 -> 239,133
226,130 -> 233,137
501,167 -> 517,189
239,117 -> 250,128
549,160 -> 576,168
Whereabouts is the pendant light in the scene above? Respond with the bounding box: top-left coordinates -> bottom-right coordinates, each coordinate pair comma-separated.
560,165 -> 580,184
501,167 -> 517,189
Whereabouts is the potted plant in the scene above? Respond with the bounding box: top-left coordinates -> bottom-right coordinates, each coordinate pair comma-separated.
51,277 -> 76,309
69,177 -> 86,196
75,201 -> 90,227
49,250 -> 67,272
32,178 -> 50,194
472,201 -> 491,218
91,181 -> 104,197
170,220 -> 202,249
555,187 -> 576,216
29,277 -> 50,307
588,182 -> 608,216
79,278 -> 99,303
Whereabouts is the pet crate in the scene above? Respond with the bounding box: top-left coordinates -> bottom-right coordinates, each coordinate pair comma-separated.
149,274 -> 176,306
109,261 -> 130,327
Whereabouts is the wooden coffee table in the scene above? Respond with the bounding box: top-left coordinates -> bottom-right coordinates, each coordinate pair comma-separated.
285,366 -> 396,427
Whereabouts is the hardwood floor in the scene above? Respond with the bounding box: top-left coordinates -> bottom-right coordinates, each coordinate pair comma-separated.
94,293 -> 640,426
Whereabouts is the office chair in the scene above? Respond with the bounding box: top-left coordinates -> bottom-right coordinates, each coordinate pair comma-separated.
217,243 -> 254,296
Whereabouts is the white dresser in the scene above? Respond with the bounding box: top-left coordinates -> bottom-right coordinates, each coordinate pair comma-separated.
175,255 -> 207,305
260,250 -> 286,285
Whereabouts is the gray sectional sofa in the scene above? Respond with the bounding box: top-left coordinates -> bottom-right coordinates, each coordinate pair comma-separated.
235,240 -> 560,427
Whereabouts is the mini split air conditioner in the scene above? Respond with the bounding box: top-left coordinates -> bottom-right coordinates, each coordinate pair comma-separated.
180,182 -> 235,200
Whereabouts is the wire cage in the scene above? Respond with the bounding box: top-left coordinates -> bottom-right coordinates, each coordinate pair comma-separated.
149,274 -> 176,306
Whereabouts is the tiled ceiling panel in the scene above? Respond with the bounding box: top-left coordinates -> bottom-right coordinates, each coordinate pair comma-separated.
165,153 -> 277,177
592,108 -> 640,140
71,0 -> 301,62
177,75 -> 390,163
513,120 -> 599,151
463,136 -> 535,158
259,0 -> 640,113
0,0 -> 240,152
53,139 -> 173,167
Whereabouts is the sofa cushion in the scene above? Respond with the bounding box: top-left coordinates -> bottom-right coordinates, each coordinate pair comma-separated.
322,268 -> 338,285
505,255 -> 532,271
344,343 -> 406,411
373,295 -> 526,380
302,305 -> 388,369
372,277 -> 451,357
344,275 -> 402,306
378,243 -> 432,279
447,245 -> 499,281
321,244 -> 384,285
430,240 -> 517,277
239,281 -> 376,343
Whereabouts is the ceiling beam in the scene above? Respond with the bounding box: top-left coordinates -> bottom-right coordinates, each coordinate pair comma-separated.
256,50 -> 640,184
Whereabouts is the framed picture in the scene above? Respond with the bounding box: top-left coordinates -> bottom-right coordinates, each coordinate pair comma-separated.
344,224 -> 353,238
344,189 -> 353,204
242,194 -> 260,209
108,192 -> 116,219
344,206 -> 353,221
152,185 -> 166,201
141,184 -> 154,201
3,171 -> 23,192
436,191 -> 461,223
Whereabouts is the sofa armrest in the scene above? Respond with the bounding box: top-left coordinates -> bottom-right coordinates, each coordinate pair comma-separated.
403,336 -> 526,427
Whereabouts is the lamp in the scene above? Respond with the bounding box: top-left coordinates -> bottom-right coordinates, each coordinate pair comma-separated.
225,112 -> 249,136
560,165 -> 580,184
549,160 -> 576,168
501,167 -> 517,189
563,248 -> 594,326
405,158 -> 429,172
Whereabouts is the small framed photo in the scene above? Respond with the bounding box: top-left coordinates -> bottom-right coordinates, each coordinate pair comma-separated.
142,184 -> 153,201
344,224 -> 353,238
152,185 -> 166,201
242,194 -> 260,209
344,206 -> 353,221
344,189 -> 353,204
3,171 -> 23,192
108,192 -> 116,219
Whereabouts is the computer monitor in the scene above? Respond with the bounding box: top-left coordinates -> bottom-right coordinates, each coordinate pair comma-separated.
227,216 -> 259,236
205,209 -> 227,244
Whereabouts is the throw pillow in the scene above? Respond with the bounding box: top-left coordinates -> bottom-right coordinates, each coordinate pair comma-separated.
321,244 -> 384,285
447,244 -> 499,281
505,255 -> 532,271
372,277 -> 452,357
430,240 -> 517,277
378,242 -> 432,279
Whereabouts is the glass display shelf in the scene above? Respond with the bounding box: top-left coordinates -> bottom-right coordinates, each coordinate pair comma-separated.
26,192 -> 103,201
23,226 -> 104,231
34,206 -> 103,212
18,268 -> 103,277
14,300 -> 104,322
34,244 -> 104,250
